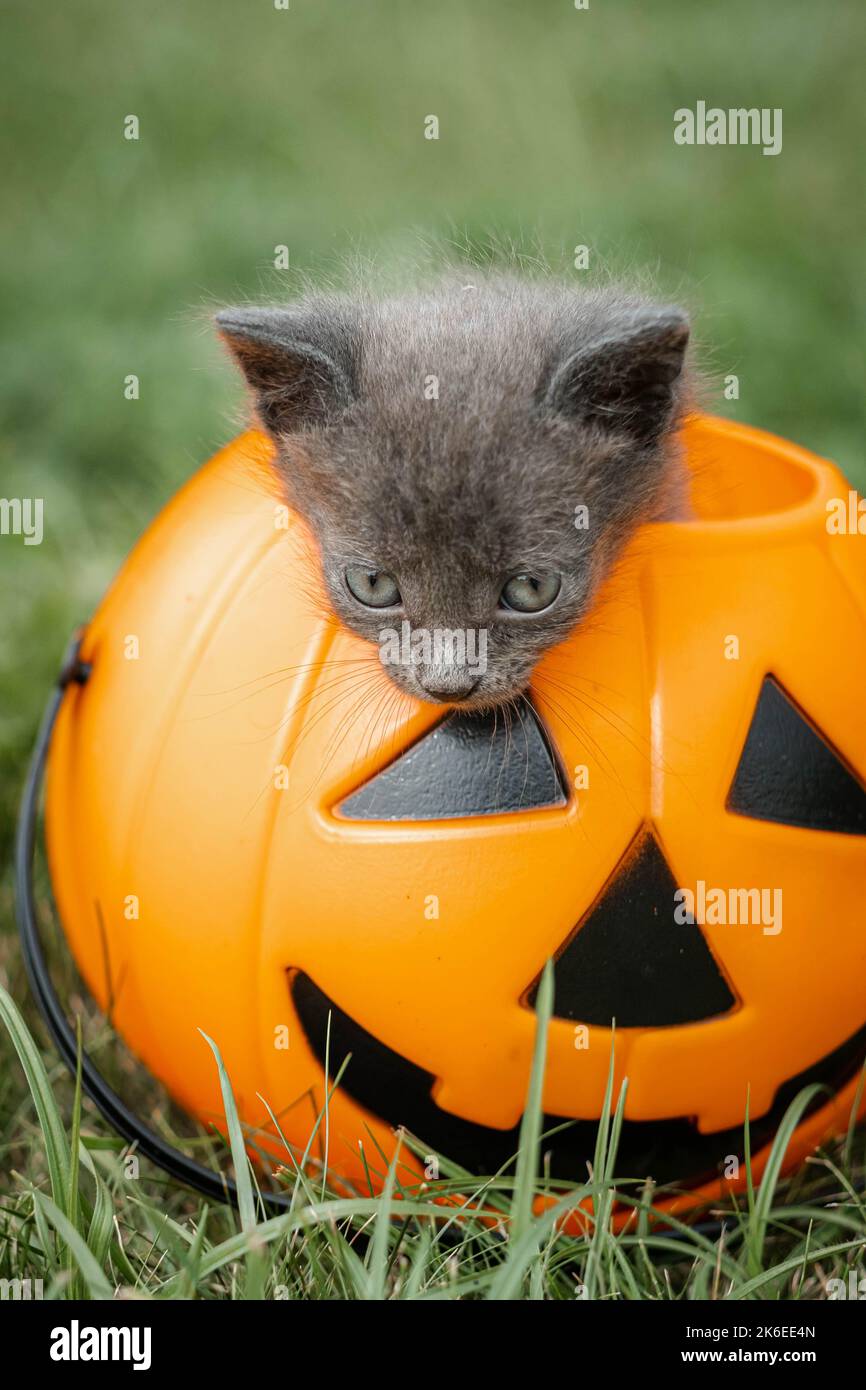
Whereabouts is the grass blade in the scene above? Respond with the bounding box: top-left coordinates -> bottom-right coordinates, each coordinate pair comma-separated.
0,983 -> 70,1207
746,1083 -> 825,1278
32,1191 -> 113,1300
199,1028 -> 267,1298
510,957 -> 552,1246
365,1137 -> 402,1300
198,1028 -> 257,1233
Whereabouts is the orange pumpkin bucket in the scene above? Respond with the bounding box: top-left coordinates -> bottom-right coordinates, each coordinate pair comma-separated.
40,414 -> 866,1217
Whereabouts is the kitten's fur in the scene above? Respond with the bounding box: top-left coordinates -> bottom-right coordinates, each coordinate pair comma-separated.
217,274 -> 691,709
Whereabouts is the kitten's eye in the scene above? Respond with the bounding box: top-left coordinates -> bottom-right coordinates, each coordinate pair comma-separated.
345,566 -> 402,609
500,573 -> 561,614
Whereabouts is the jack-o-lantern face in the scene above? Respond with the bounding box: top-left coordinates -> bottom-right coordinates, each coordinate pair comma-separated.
46,416 -> 866,1217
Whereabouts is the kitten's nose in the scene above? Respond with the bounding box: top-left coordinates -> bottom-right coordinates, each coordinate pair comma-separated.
418,675 -> 479,703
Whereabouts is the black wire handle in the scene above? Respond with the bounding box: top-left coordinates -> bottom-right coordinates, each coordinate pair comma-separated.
14,632 -> 294,1212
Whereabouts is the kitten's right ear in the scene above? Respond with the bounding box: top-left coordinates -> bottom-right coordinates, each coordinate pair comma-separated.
215,306 -> 357,434
539,307 -> 690,446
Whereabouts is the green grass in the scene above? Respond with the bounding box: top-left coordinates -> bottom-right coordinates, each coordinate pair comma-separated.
1,966 -> 865,1300
1,0 -> 864,1299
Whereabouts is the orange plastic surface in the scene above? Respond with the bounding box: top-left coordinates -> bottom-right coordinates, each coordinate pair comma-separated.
44,415 -> 866,1221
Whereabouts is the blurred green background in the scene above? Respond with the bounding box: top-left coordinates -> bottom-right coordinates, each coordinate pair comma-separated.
1,0 -> 864,897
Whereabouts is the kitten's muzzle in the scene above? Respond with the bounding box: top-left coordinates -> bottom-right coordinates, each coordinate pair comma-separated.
416,674 -> 480,704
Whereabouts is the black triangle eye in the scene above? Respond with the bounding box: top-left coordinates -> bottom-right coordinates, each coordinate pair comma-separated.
727,676 -> 866,834
525,831 -> 736,1028
339,697 -> 566,820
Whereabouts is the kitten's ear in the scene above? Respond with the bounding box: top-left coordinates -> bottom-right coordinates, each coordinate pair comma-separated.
215,306 -> 357,434
540,308 -> 690,445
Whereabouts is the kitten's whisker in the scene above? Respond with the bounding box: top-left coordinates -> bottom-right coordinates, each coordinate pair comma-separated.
538,672 -> 696,800
493,699 -> 514,808
280,670 -> 385,763
515,695 -> 532,809
197,654 -> 378,699
531,678 -> 633,804
191,658 -> 379,719
230,666 -> 386,744
358,690 -> 388,774
539,663 -> 628,703
367,683 -> 406,771
536,674 -> 697,812
319,675 -> 392,788
380,682 -> 415,764
374,682 -> 408,767
275,675 -> 386,814
353,678 -> 395,772
533,673 -> 655,769
327,674 -> 408,790
240,672 -> 380,820
484,701 -> 499,778
525,690 -> 589,844
535,671 -> 653,751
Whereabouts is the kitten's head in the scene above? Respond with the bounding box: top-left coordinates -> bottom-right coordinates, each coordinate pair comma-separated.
216,276 -> 691,709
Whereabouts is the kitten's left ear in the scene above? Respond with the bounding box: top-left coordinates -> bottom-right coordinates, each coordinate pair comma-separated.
540,308 -> 690,445
215,305 -> 357,435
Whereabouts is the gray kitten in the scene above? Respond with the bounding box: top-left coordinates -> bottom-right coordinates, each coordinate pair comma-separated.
216,275 -> 691,709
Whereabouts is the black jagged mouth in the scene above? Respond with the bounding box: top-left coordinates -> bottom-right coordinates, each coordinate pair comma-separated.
288,969 -> 866,1191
